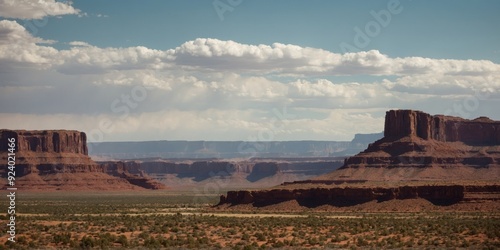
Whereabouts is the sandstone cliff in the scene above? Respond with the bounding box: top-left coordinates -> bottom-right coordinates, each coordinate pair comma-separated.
318,110 -> 500,181
0,130 -> 164,190
384,110 -> 500,144
218,110 -> 500,209
219,184 -> 500,207
0,130 -> 88,154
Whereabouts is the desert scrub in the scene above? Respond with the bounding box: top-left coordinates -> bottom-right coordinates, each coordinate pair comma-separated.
4,194 -> 500,249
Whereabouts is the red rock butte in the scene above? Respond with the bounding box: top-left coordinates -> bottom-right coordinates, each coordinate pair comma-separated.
316,109 -> 500,182
0,129 -> 165,191
0,130 -> 88,154
384,109 -> 500,144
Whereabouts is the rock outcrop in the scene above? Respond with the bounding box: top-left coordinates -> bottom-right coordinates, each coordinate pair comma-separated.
219,185 -> 500,207
0,130 -> 88,154
218,110 -> 500,208
98,161 -> 166,190
318,110 -> 500,181
384,110 -> 500,144
0,129 -> 165,190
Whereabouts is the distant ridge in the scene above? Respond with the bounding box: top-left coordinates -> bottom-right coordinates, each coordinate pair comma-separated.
88,133 -> 383,160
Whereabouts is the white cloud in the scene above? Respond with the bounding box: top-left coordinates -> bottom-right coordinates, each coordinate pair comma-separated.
56,45 -> 167,74
1,21 -> 499,141
0,21 -> 168,72
168,38 -> 500,77
68,41 -> 92,47
0,20 -> 57,67
1,22 -> 499,78
0,0 -> 79,19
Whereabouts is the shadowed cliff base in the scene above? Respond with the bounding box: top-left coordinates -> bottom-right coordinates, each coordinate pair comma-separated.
217,110 -> 500,211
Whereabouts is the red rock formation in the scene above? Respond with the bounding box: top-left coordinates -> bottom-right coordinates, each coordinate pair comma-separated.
219,185 -> 500,207
0,130 -> 88,154
218,110 -> 500,208
318,110 -> 500,181
384,110 -> 500,144
218,185 -> 488,206
0,129 -> 164,190
98,161 -> 166,190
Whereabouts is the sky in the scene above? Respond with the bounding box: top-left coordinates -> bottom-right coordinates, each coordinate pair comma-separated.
0,0 -> 499,142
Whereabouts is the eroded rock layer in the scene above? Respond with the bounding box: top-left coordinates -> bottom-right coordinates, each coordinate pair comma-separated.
384,110 -> 500,144
0,130 -> 165,190
0,130 -> 88,154
219,185 -> 500,207
219,110 -> 500,208
318,110 -> 500,181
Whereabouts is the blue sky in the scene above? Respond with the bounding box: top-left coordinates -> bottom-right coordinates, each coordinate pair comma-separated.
37,0 -> 500,61
0,0 -> 499,142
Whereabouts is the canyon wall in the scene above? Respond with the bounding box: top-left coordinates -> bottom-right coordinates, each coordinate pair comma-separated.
384,110 -> 500,145
219,185 -> 500,207
113,160 -> 343,183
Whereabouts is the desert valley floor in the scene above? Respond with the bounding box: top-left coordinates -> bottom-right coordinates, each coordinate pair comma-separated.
1,190 -> 499,249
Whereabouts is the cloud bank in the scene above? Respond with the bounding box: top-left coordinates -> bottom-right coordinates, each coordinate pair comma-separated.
0,20 -> 499,141
0,0 -> 80,19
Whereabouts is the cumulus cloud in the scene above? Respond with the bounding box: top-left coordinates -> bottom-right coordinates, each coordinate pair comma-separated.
0,20 -> 57,67
168,38 -> 500,77
1,21 -> 499,78
56,46 -> 167,74
68,41 -> 92,47
1,20 -> 499,140
0,0 -> 79,19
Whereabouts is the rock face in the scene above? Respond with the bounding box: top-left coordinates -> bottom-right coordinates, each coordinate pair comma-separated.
219,185 -> 500,207
0,129 -> 164,190
98,161 -> 166,190
0,130 -> 88,154
384,110 -> 500,144
318,110 -> 500,181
